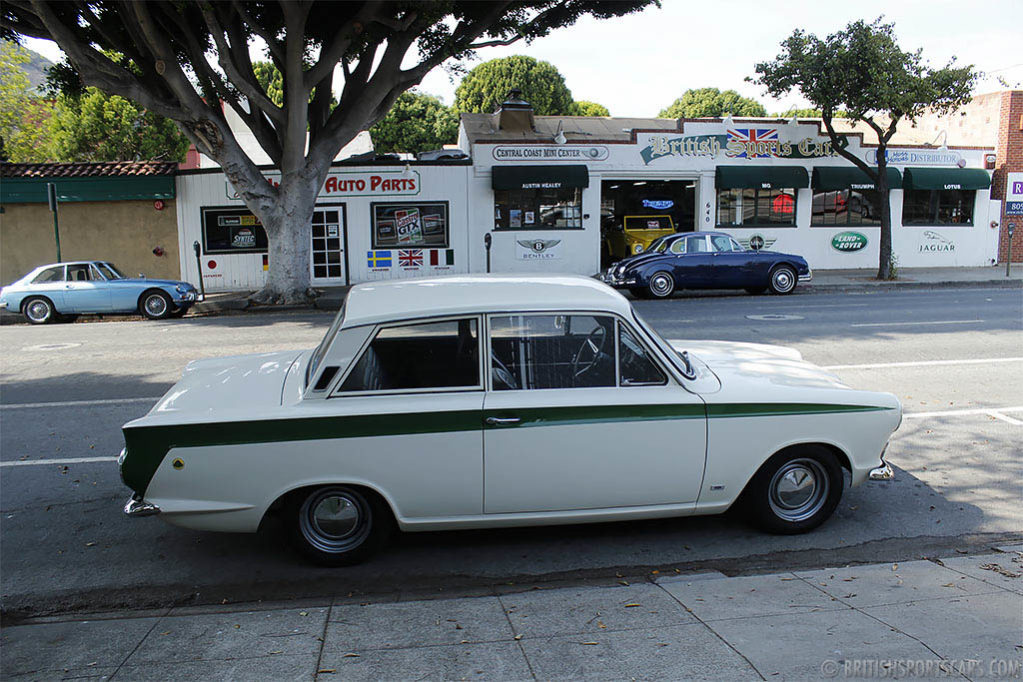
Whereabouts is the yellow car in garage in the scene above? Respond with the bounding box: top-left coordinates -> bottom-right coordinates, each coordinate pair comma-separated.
603,215 -> 676,262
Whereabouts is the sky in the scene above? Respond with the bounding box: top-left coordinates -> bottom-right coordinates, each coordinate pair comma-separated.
21,0 -> 1023,118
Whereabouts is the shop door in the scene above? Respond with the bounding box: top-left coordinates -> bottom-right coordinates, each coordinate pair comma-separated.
310,206 -> 347,285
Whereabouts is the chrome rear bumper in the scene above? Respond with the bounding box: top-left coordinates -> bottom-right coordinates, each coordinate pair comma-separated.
124,495 -> 160,517
868,462 -> 894,481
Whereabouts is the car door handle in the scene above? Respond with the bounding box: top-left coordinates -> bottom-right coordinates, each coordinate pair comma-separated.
485,416 -> 521,426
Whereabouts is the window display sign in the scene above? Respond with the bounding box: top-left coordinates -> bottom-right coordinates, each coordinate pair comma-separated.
372,202 -> 449,249
202,207 -> 268,254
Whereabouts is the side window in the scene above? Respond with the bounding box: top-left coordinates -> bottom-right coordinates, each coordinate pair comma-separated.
67,264 -> 91,282
490,315 -> 616,390
619,326 -> 666,386
686,236 -> 708,253
710,235 -> 735,252
338,318 -> 479,392
32,266 -> 65,283
669,239 -> 686,254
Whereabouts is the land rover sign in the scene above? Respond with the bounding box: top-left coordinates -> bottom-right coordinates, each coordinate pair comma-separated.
831,232 -> 868,252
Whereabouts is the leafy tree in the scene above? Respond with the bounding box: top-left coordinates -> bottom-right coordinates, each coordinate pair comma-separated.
1,2 -> 653,303
658,87 -> 767,118
771,107 -> 850,118
572,100 -> 609,116
752,18 -> 977,279
0,40 -> 53,162
454,55 -> 575,115
370,90 -> 458,155
49,87 -> 190,162
252,60 -> 284,108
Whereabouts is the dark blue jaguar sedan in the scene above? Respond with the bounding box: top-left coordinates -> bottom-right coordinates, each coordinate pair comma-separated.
599,231 -> 811,298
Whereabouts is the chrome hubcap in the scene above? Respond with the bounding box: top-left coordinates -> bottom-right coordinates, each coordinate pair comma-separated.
768,458 -> 829,522
145,295 -> 167,316
773,269 -> 794,292
651,274 -> 672,296
27,301 -> 50,321
299,488 -> 371,554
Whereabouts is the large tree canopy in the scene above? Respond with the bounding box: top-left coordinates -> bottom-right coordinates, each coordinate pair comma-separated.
370,90 -> 458,155
658,87 -> 767,119
454,55 -> 575,115
2,1 -> 654,302
571,100 -> 610,116
0,40 -> 50,162
752,18 -> 976,279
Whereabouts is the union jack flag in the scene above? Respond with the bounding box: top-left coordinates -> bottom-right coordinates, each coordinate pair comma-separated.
727,128 -> 778,158
398,249 -> 423,267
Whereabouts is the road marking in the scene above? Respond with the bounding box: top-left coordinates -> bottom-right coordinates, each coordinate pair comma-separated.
824,357 -> 1023,370
850,320 -> 981,328
903,406 -> 1023,421
0,397 -> 161,410
1,456 -> 118,468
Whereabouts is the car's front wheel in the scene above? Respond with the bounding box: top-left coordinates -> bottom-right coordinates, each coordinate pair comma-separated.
647,271 -> 676,299
139,291 -> 172,320
23,296 -> 55,324
288,485 -> 391,566
745,446 -> 843,534
768,265 -> 797,295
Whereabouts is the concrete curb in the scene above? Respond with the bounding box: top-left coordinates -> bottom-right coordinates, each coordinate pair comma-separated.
802,277 -> 1023,294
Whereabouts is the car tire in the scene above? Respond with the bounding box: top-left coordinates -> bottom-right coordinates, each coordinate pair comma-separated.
768,265 -> 797,295
745,445 -> 844,534
647,271 -> 676,299
23,296 -> 55,324
288,485 -> 392,566
139,291 -> 172,320
745,286 -> 767,295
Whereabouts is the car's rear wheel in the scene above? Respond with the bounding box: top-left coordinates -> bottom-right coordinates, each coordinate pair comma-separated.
768,265 -> 797,295
647,271 -> 675,298
139,291 -> 172,320
745,446 -> 843,534
288,485 -> 391,566
23,296 -> 55,324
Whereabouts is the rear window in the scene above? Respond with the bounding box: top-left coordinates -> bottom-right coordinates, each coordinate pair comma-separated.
32,266 -> 64,283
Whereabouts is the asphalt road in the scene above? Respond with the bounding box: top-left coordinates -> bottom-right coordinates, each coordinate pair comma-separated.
1,286 -> 1021,618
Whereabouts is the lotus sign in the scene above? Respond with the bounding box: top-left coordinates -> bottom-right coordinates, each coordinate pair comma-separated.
831,232 -> 868,253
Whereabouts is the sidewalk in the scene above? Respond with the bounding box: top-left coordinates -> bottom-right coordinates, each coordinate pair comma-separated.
193,266 -> 1023,315
3,547 -> 1020,680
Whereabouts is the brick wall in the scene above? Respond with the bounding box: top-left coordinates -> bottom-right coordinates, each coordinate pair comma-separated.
992,90 -> 1023,262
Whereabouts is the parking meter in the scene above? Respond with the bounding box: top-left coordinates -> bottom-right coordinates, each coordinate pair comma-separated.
193,240 -> 206,298
1008,223 -> 1016,278
484,233 -> 493,273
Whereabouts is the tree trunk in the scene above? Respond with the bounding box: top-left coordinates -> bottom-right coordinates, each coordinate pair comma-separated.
876,144 -> 893,280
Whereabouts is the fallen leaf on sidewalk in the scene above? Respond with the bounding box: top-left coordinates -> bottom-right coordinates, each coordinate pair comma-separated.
656,643 -> 670,647
842,577 -> 857,582
268,651 -> 283,655
317,669 -> 336,674
892,563 -> 898,571
514,635 -> 522,640
618,581 -> 629,586
299,611 -> 308,616
980,563 -> 1021,578
342,653 -> 360,658
598,622 -> 606,629
624,603 -> 641,608
580,641 -> 599,645
85,542 -> 96,547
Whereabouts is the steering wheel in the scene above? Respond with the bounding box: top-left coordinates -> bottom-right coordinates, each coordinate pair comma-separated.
571,326 -> 609,383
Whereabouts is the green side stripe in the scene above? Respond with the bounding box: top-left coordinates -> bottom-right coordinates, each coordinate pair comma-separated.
120,402 -> 893,497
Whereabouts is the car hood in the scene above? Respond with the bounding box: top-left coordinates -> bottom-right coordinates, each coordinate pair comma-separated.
110,278 -> 193,288
140,350 -> 304,419
668,339 -> 849,391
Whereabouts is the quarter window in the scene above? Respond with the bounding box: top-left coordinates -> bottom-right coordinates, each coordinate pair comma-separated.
338,318 -> 479,393
902,190 -> 975,226
32,266 -> 64,283
619,326 -> 665,386
717,188 -> 797,227
710,234 -> 738,252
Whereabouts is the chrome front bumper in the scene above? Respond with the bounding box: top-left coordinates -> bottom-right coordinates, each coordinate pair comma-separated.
868,462 -> 894,481
799,268 -> 813,282
124,495 -> 161,517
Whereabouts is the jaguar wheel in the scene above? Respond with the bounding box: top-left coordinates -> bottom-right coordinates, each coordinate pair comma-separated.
288,485 -> 391,566
745,445 -> 843,534
768,265 -> 797,295
647,271 -> 675,299
23,296 -> 55,324
140,291 -> 172,320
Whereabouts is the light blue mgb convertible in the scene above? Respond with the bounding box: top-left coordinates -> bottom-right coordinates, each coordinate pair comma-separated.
0,261 -> 202,324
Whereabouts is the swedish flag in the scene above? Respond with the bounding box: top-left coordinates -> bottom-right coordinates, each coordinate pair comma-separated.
367,250 -> 392,268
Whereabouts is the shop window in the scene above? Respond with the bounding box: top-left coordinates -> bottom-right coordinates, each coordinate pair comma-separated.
202,207 -> 269,254
902,190 -> 975,226
494,188 -> 582,230
717,188 -> 796,227
372,202 -> 449,249
811,190 -> 884,226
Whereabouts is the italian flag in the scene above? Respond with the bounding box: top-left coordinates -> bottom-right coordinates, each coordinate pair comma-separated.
428,249 -> 455,266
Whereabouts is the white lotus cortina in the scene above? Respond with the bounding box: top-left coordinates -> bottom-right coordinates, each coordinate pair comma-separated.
120,275 -> 900,565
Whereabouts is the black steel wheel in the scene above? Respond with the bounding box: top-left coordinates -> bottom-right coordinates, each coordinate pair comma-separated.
745,445 -> 844,534
288,485 -> 391,566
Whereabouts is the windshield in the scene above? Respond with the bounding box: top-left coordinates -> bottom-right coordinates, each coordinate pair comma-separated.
630,306 -> 695,378
307,302 -> 346,385
98,263 -> 125,280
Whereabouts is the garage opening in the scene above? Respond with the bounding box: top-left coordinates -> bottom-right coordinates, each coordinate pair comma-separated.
600,180 -> 695,266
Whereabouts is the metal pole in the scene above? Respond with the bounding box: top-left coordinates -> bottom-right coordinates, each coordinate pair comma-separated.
47,183 -> 61,262
193,240 -> 206,298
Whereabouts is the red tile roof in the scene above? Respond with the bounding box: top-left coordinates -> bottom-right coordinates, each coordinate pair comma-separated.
0,161 -> 178,178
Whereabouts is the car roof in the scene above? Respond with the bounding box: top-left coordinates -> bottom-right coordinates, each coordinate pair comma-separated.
343,274 -> 634,327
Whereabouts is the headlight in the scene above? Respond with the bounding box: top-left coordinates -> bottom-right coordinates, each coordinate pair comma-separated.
175,284 -> 190,293
633,244 -> 643,253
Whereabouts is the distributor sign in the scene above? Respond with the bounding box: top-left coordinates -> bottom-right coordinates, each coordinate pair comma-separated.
1007,172 -> 1023,216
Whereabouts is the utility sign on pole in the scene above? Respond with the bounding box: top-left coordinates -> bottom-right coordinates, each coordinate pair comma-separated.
47,182 -> 62,262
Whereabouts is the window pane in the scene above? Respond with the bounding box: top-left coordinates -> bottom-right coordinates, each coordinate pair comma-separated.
710,235 -> 734,252
495,188 -> 581,230
372,203 -> 449,248
902,190 -> 934,225
67,264 -> 90,282
716,189 -> 739,225
340,318 -> 479,392
490,315 -> 615,390
202,207 -> 269,253
936,190 -> 975,225
619,326 -> 665,385
686,236 -> 708,253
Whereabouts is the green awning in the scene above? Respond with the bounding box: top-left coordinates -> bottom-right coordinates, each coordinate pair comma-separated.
491,165 -> 589,191
903,168 -> 991,191
812,166 -> 902,191
715,166 -> 809,190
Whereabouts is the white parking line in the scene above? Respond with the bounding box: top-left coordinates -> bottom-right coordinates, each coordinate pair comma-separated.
0,397 -> 161,410
850,320 -> 982,328
903,406 -> 1023,420
824,357 -> 1023,370
1,456 -> 119,468
988,412 -> 1023,426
